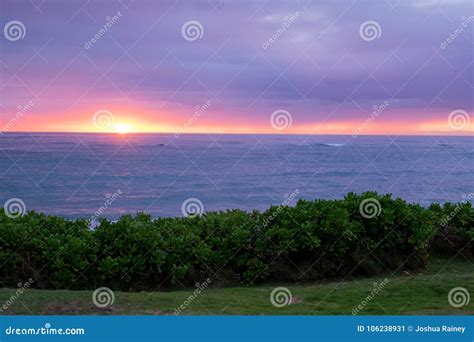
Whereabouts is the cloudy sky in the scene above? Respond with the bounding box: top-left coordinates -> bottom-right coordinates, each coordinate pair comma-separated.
0,0 -> 472,134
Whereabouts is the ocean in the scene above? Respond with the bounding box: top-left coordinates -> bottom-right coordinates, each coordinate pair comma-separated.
0,133 -> 472,219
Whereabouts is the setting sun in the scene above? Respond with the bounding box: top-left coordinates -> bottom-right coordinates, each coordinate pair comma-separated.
114,123 -> 133,134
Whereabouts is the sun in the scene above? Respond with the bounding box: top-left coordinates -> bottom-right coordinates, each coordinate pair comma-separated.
114,123 -> 133,134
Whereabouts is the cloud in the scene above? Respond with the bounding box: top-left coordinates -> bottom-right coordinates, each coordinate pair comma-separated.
0,0 -> 472,132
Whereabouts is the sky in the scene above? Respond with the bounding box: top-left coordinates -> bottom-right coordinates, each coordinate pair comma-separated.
0,0 -> 473,135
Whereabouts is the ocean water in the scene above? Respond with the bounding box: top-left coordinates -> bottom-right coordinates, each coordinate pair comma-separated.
0,133 -> 472,219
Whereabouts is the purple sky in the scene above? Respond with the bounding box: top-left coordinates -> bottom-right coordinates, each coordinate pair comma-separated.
0,0 -> 472,134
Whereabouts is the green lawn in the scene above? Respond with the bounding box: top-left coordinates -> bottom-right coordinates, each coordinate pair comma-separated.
1,256 -> 472,315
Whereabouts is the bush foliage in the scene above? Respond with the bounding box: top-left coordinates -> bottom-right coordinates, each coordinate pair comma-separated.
0,192 -> 472,290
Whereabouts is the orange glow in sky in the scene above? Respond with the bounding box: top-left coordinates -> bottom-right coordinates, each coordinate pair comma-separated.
1,106 -> 472,136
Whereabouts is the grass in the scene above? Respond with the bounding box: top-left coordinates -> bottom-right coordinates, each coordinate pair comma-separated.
0,256 -> 472,315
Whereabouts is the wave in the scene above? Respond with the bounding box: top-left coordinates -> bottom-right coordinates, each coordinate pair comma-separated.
310,143 -> 347,147
138,143 -> 167,148
216,141 -> 241,145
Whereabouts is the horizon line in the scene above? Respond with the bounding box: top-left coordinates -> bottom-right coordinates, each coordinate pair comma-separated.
1,131 -> 473,137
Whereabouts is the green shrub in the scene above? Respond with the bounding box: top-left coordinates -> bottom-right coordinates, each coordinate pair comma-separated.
0,211 -> 96,289
94,214 -> 168,290
0,192 -> 470,291
429,201 -> 473,258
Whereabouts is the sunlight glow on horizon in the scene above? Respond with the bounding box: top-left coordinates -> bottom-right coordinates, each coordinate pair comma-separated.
1,104 -> 472,136
3,114 -> 472,135
113,123 -> 133,134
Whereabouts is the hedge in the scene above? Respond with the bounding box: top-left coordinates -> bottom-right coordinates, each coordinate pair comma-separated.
0,192 -> 472,291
